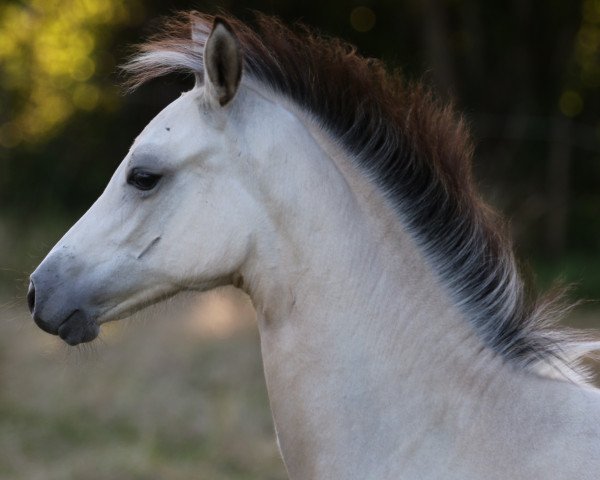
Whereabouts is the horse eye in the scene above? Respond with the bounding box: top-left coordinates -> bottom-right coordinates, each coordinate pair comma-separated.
127,168 -> 162,191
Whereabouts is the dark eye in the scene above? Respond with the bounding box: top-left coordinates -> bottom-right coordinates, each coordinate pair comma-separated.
127,168 -> 162,191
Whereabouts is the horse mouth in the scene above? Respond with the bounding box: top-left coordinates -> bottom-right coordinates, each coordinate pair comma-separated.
57,310 -> 100,346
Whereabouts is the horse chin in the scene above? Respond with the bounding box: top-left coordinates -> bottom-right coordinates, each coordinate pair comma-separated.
57,310 -> 100,346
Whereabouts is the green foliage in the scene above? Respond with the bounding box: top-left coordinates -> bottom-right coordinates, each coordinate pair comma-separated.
0,0 -> 143,147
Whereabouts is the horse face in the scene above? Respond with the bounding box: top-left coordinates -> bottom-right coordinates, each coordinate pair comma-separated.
28,19 -> 252,345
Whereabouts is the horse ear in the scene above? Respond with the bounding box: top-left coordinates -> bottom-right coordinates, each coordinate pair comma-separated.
202,17 -> 242,106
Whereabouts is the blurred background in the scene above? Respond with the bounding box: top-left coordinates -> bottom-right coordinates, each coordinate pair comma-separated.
0,0 -> 598,478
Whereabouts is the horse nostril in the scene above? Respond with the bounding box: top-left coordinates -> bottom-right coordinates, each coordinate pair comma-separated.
27,280 -> 36,314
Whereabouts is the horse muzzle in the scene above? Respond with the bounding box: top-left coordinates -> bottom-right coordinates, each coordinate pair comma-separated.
27,270 -> 100,346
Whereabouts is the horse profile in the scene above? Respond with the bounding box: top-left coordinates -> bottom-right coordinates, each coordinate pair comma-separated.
27,12 -> 600,479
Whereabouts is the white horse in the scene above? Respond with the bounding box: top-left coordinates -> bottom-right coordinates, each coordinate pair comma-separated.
28,13 -> 600,479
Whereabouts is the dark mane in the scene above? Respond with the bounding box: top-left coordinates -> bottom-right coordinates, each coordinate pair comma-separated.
123,12 -> 594,378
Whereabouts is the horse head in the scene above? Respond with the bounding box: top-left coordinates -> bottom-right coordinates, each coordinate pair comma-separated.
28,19 -> 254,345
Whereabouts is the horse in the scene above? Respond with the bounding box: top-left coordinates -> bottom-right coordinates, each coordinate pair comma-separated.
27,12 -> 600,479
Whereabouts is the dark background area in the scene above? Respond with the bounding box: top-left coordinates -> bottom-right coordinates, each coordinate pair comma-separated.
1,0 -> 599,299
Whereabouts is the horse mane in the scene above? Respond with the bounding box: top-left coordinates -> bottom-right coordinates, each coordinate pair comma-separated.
122,11 -> 598,382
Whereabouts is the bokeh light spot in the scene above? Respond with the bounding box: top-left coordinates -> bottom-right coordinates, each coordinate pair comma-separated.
70,58 -> 96,81
73,84 -> 100,111
350,6 -> 376,33
559,90 -> 584,117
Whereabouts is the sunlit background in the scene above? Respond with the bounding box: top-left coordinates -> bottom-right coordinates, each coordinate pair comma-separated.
0,1 -> 599,478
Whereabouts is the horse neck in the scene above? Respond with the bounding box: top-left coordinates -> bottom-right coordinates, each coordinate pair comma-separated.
234,88 -> 591,479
